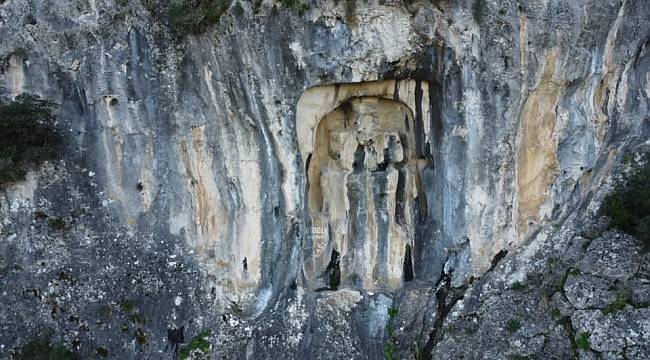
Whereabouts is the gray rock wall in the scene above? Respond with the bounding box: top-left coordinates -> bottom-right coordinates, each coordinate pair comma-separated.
0,0 -> 647,358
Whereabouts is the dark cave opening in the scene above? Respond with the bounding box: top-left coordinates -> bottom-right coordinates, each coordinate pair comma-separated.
403,244 -> 414,282
326,249 -> 341,290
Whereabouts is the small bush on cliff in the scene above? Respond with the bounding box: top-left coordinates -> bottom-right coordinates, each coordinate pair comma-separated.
602,288 -> 629,315
576,332 -> 591,351
0,94 -> 59,187
178,330 -> 211,360
48,217 -> 67,231
280,0 -> 310,15
13,336 -> 78,360
169,0 -> 230,34
602,154 -> 650,251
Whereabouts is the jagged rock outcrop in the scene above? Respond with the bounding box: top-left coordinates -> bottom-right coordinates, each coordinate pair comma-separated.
430,218 -> 650,359
0,0 -> 648,359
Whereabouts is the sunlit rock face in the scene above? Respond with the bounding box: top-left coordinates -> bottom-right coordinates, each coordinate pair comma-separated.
0,0 -> 648,359
296,80 -> 439,292
306,96 -> 420,290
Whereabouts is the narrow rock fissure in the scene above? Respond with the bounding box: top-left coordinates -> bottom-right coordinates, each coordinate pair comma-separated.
395,166 -> 407,225
419,271 -> 466,359
420,249 -> 512,357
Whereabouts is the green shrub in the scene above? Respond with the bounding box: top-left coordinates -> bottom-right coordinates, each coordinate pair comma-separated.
13,336 -> 78,360
169,0 -> 230,34
383,307 -> 398,359
179,330 -> 212,360
387,307 -> 398,319
96,347 -> 108,357
510,282 -> 526,291
505,319 -> 520,333
280,0 -> 310,15
119,298 -> 136,312
383,341 -> 396,360
602,154 -> 650,251
34,211 -> 49,220
141,0 -> 156,11
576,332 -> 590,351
48,217 -> 66,230
134,328 -> 148,345
0,94 -> 59,186
602,289 -> 629,315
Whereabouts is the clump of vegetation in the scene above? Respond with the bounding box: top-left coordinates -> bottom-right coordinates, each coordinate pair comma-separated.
141,0 -> 156,11
383,307 -> 399,360
602,153 -> 650,251
96,347 -> 108,357
602,289 -> 629,315
178,330 -> 212,360
550,308 -> 563,321
229,300 -> 243,316
554,267 -> 581,294
576,332 -> 590,351
34,211 -> 49,220
13,336 -> 78,360
383,341 -> 396,360
169,0 -> 230,34
388,307 -> 398,319
130,313 -> 148,325
280,0 -> 310,15
134,328 -> 148,346
568,268 -> 581,276
510,282 -> 526,291
119,298 -> 136,312
48,217 -> 66,230
0,94 -> 59,187
505,319 -> 521,333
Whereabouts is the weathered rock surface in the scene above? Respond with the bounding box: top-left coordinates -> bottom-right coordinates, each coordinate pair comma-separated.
0,0 -> 648,359
431,226 -> 650,360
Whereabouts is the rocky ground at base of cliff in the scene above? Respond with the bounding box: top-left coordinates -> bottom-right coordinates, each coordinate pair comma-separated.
429,217 -> 650,360
3,163 -> 648,360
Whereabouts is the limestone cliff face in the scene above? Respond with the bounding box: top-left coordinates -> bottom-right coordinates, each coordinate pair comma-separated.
0,0 -> 647,359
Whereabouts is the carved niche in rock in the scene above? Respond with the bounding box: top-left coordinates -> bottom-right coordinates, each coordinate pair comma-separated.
297,80 -> 433,291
